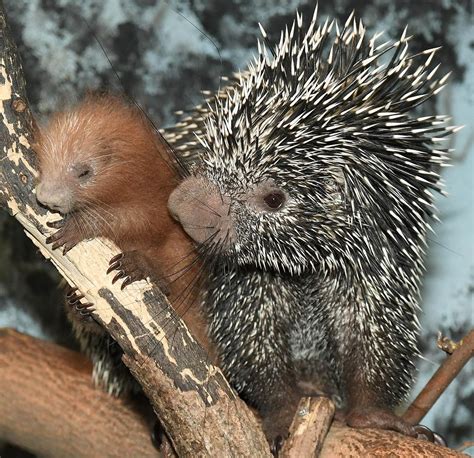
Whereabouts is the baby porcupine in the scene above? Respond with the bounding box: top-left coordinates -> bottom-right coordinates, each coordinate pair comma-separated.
167,8 -> 457,441
34,93 -> 210,396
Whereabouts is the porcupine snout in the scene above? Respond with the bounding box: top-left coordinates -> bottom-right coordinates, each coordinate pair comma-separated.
168,177 -> 234,248
36,181 -> 74,214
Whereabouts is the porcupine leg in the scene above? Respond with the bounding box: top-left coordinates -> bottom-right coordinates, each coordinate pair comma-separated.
344,383 -> 417,436
344,370 -> 447,444
338,297 -> 419,437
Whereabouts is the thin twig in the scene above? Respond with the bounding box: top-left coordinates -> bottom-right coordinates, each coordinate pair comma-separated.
403,329 -> 474,425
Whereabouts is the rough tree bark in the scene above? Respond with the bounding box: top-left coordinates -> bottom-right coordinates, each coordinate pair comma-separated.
0,329 -> 159,457
0,2 -> 270,456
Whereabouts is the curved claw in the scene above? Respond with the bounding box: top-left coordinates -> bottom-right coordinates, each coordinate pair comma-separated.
109,253 -> 124,264
414,424 -> 447,446
51,240 -> 63,250
62,243 -> 74,255
414,424 -> 434,442
121,276 -> 133,290
107,260 -> 121,274
78,304 -> 94,316
47,219 -> 65,229
270,435 -> 284,457
433,432 -> 447,447
66,287 -> 78,299
68,293 -> 84,305
112,271 -> 126,284
77,301 -> 93,309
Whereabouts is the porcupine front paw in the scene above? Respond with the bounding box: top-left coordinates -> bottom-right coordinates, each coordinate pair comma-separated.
107,251 -> 169,292
46,218 -> 82,254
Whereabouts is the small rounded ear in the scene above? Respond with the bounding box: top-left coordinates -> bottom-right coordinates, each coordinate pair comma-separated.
324,167 -> 346,202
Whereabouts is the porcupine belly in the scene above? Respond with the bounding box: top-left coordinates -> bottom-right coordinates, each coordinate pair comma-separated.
288,275 -> 342,402
204,267 -> 301,408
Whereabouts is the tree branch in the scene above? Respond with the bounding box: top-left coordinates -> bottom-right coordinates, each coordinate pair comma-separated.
0,329 -> 159,457
280,397 -> 335,457
403,329 -> 474,425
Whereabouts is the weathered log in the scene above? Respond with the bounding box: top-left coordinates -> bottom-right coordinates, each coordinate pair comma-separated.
0,2 -> 270,456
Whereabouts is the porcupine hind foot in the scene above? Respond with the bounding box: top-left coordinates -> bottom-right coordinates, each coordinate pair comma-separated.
346,407 -> 447,446
107,251 -> 170,294
346,406 -> 416,436
64,286 -> 101,333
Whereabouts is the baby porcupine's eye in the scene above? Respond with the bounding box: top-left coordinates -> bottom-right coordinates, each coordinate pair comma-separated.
263,191 -> 286,211
73,163 -> 93,182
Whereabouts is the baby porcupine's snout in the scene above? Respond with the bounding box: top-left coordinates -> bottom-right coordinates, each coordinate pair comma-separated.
36,180 -> 74,214
168,177 -> 234,248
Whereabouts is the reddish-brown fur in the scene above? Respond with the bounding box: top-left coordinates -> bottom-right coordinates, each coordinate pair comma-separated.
34,93 -> 212,354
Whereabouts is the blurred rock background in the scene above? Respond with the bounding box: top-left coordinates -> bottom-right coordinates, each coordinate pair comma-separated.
0,0 -> 472,455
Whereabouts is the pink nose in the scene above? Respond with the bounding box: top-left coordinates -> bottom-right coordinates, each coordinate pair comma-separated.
36,182 -> 72,214
168,177 -> 234,247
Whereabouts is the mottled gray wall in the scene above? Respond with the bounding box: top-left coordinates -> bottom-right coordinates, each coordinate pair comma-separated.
0,0 -> 472,453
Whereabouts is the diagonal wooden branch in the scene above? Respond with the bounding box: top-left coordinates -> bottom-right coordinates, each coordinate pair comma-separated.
0,2 -> 270,456
403,329 -> 474,426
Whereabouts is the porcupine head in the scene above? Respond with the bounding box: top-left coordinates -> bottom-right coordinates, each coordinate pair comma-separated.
168,8 -> 452,282
34,94 -> 172,220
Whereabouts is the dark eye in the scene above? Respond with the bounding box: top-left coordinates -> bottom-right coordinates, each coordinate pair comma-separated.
74,164 -> 93,181
263,191 -> 286,210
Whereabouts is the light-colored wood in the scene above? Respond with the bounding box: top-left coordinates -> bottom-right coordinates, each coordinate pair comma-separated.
281,397 -> 335,458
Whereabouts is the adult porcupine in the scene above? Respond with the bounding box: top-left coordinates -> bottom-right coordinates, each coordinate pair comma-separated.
167,8 -> 457,441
